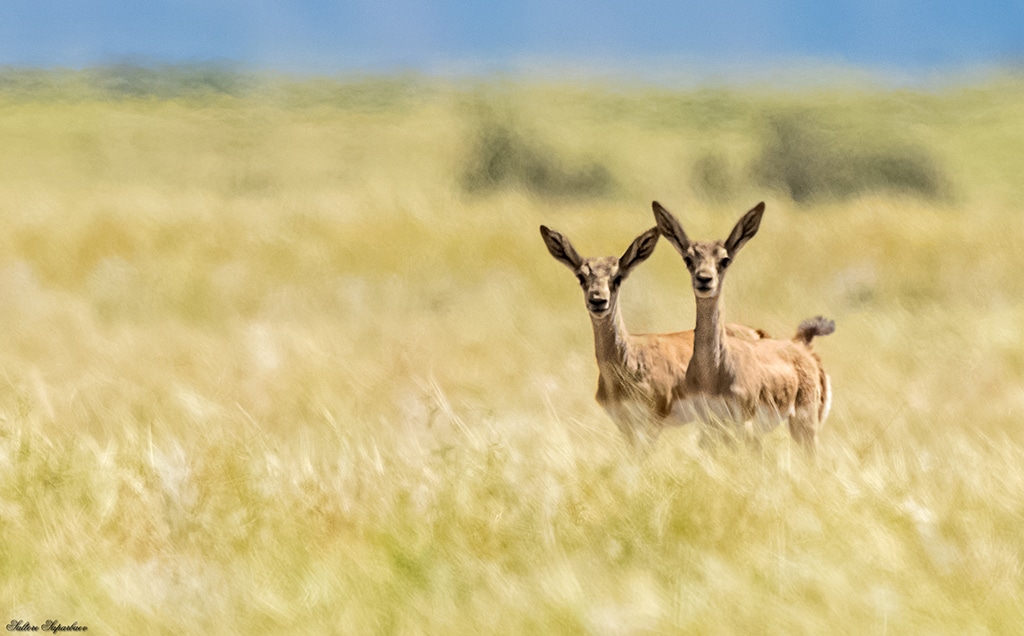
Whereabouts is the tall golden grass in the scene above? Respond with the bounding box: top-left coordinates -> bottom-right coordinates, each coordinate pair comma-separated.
1,70 -> 1023,633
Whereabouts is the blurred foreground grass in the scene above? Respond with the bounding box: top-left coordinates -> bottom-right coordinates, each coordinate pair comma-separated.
1,68 -> 1024,633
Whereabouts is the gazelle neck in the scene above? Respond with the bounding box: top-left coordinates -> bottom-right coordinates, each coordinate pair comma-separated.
688,295 -> 730,391
591,303 -> 631,370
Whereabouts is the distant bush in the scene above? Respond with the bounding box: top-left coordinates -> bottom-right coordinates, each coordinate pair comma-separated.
690,151 -> 734,202
749,112 -> 948,202
0,64 -> 254,100
0,67 -> 63,95
87,64 -> 254,98
0,66 -> 430,111
461,120 -> 614,198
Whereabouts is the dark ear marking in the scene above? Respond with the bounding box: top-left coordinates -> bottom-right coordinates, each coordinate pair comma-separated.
651,201 -> 690,256
540,225 -> 584,270
618,226 -> 660,277
724,202 -> 765,257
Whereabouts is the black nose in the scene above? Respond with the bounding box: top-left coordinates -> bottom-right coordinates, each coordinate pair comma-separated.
696,274 -> 713,286
589,298 -> 609,310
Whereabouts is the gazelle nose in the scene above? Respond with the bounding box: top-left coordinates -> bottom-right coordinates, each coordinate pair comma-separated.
696,273 -> 713,286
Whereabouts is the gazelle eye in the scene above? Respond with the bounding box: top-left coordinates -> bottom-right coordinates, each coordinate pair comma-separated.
719,257 -> 731,268
683,256 -> 694,268
612,275 -> 623,288
576,274 -> 586,286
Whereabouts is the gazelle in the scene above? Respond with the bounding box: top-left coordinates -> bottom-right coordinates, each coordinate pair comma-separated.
651,201 -> 835,452
540,224 -> 766,447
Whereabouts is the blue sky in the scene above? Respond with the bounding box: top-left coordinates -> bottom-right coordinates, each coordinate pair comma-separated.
1,1 -> 1022,75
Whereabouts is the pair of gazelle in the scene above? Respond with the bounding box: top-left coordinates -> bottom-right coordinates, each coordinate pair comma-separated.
541,201 -> 834,452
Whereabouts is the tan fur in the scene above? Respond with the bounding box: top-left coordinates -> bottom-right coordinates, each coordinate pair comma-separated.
540,224 -> 766,447
652,201 -> 835,452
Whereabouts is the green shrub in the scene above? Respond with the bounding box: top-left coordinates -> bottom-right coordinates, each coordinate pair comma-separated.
461,120 -> 614,198
88,63 -> 253,98
690,151 -> 735,202
750,112 -> 947,202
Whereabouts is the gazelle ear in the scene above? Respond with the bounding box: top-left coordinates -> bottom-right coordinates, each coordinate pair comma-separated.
724,202 -> 765,257
652,201 -> 690,257
619,227 -> 659,278
540,225 -> 584,270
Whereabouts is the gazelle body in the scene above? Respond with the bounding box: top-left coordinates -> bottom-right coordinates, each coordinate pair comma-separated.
652,201 -> 834,451
540,224 -> 766,447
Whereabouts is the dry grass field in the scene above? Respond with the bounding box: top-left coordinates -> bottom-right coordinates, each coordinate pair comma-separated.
1,68 -> 1023,633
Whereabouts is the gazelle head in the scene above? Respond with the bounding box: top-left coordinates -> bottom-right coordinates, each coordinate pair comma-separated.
540,225 -> 660,319
652,201 -> 765,300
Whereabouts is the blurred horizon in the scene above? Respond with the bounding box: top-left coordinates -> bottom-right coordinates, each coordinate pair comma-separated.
1,1 -> 1022,82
